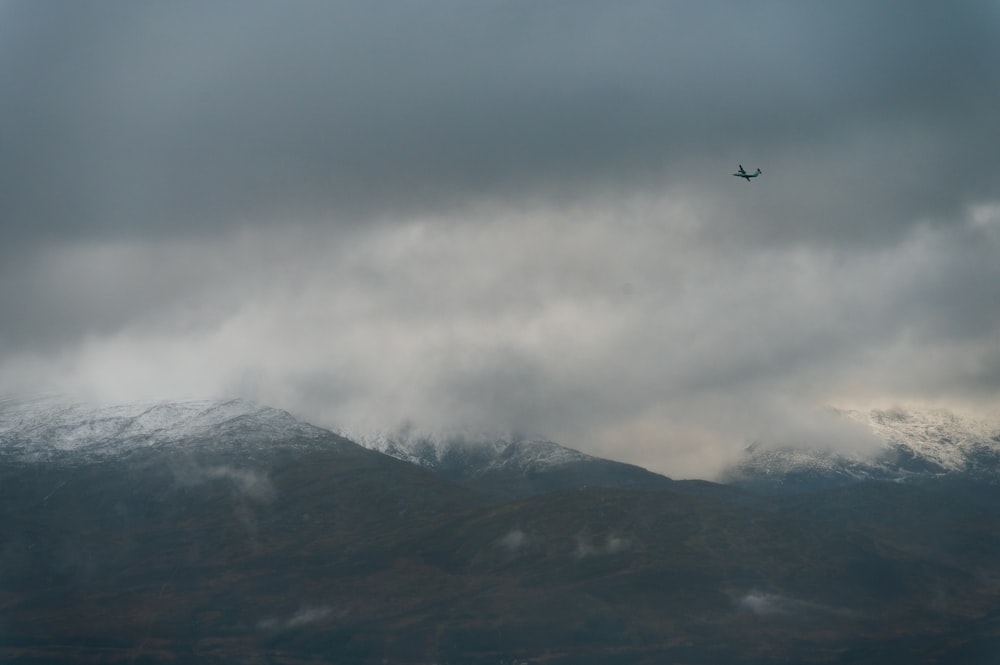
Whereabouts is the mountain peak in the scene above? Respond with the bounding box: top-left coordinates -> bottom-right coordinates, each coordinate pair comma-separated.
354,425 -> 674,499
0,395 -> 333,463
725,406 -> 1000,492
356,426 -> 595,475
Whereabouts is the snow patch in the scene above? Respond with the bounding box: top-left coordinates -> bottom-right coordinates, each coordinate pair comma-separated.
354,424 -> 594,474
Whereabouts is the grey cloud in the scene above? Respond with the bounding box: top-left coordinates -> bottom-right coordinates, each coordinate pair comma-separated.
2,2 -> 996,252
0,242 -> 228,352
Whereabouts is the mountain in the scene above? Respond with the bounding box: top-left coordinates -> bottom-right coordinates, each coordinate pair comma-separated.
723,407 -> 1000,493
356,427 -> 677,499
0,395 -> 337,463
6,397 -> 1000,663
0,397 -> 487,664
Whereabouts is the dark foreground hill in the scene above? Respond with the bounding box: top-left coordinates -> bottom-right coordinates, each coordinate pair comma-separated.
4,398 -> 1000,664
6,452 -> 1000,663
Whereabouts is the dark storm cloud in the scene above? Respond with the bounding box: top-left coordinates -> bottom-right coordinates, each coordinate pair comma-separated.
1,1 -> 996,250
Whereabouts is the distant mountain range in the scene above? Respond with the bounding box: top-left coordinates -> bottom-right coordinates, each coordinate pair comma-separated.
5,396 -> 1000,664
6,396 -> 997,495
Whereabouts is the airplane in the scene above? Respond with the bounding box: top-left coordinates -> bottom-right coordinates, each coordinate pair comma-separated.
733,164 -> 762,181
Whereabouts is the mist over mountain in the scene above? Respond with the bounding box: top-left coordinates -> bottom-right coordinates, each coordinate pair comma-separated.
357,426 -> 677,499
5,397 -> 1000,663
724,407 -> 1000,494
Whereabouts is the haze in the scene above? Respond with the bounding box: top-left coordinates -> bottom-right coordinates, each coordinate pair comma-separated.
2,1 -> 998,478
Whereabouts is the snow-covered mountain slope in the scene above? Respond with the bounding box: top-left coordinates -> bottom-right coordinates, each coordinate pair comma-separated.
356,427 -> 675,499
845,407 -> 1000,473
724,407 -> 1000,493
0,395 -> 674,498
360,428 -> 594,475
0,396 -> 339,463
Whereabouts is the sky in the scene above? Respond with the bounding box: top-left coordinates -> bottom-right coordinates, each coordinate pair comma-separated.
1,1 -> 999,478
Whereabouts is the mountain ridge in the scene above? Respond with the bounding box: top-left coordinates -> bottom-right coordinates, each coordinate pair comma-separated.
6,396 -> 1000,662
724,406 -> 1000,493
355,426 -> 677,499
0,395 -> 338,463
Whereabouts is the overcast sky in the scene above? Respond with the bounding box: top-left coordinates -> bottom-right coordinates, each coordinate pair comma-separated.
2,1 -> 999,478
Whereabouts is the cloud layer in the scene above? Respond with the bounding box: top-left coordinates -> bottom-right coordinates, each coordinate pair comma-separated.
2,2 -> 999,478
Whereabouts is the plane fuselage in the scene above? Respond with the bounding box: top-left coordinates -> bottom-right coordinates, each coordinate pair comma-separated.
733,166 -> 762,181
